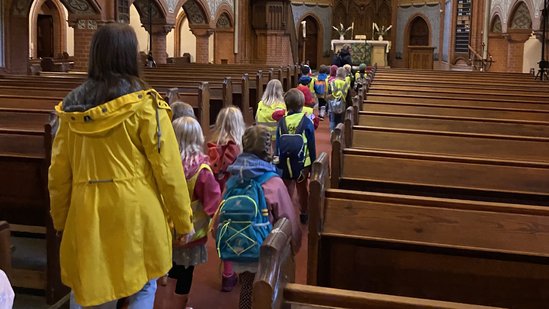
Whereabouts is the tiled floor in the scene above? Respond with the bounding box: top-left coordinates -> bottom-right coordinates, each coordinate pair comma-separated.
12,120 -> 332,309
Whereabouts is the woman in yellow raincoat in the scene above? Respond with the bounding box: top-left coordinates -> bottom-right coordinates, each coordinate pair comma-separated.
48,23 -> 193,308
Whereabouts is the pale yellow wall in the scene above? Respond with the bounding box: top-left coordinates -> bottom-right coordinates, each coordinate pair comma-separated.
523,34 -> 542,74
166,24 -> 175,57
65,6 -> 73,56
130,5 -> 150,53
209,34 -> 214,63
179,17 -> 196,61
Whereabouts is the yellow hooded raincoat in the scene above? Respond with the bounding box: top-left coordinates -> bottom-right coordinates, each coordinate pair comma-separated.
48,89 -> 193,306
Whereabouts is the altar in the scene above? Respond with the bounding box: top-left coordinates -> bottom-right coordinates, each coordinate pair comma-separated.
331,39 -> 391,67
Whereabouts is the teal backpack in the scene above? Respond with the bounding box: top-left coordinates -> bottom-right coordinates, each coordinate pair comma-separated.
215,171 -> 277,262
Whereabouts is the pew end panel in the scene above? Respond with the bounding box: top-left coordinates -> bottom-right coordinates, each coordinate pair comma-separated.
240,74 -> 253,124
0,221 -> 12,278
223,77 -> 233,107
253,218 -> 295,309
307,152 -> 329,286
344,107 -> 354,148
199,82 -> 211,136
330,124 -> 344,189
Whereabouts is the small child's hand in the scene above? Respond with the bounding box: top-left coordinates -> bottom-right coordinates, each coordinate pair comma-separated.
174,228 -> 196,247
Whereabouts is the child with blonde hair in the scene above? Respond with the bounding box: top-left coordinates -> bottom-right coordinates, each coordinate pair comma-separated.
206,106 -> 246,292
256,79 -> 286,140
156,116 -> 221,309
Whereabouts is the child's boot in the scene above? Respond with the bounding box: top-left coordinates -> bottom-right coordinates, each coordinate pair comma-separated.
173,293 -> 193,309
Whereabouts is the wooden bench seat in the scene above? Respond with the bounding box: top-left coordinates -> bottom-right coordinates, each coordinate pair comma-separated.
307,153 -> 549,308
345,125 -> 549,163
369,79 -> 549,93
363,95 -> 549,112
367,89 -> 549,104
357,111 -> 549,137
362,101 -> 549,122
331,126 -> 549,205
253,217 -> 499,309
369,84 -> 549,101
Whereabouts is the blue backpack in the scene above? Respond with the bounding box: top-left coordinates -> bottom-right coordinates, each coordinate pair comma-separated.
277,116 -> 307,180
215,171 -> 277,262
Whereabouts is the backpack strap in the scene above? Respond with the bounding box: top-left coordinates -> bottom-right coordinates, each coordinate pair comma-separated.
279,116 -> 290,135
294,115 -> 307,135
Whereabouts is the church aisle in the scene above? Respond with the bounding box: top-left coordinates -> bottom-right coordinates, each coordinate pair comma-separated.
188,120 -> 332,308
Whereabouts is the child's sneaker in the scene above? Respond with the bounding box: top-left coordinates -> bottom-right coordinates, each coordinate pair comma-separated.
221,272 -> 238,292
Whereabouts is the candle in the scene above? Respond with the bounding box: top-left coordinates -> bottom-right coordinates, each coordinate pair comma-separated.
302,21 -> 307,38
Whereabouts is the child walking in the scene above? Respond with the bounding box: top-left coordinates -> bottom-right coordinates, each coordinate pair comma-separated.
255,79 -> 286,141
161,116 -> 222,309
214,125 -> 302,309
328,67 -> 351,131
315,65 -> 329,120
206,106 -> 246,292
276,89 -> 317,224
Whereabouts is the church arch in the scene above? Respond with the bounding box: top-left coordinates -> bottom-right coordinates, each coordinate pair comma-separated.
298,14 -> 323,69
402,14 -> 431,67
29,0 -> 68,59
491,14 -> 503,33
182,0 -> 210,25
508,1 -> 532,30
214,4 -> 233,28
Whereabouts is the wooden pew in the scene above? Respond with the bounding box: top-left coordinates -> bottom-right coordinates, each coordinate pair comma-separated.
330,124 -> 549,205
308,152 -> 549,309
357,111 -> 549,138
362,101 -> 549,122
253,217 -> 498,309
344,124 -> 549,163
0,119 -> 68,304
366,90 -> 549,104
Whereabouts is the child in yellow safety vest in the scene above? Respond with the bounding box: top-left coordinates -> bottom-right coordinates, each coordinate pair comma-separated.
159,116 -> 221,309
255,79 -> 286,141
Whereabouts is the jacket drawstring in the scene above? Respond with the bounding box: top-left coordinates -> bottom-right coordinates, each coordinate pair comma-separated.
148,90 -> 162,153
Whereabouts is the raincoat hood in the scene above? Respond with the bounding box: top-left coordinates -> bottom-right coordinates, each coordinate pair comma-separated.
227,153 -> 278,179
298,75 -> 313,85
55,89 -> 170,137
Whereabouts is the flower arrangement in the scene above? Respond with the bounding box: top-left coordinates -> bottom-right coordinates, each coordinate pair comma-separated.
333,23 -> 353,40
373,23 -> 392,41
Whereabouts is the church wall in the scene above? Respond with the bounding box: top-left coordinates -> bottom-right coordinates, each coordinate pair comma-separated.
129,5 -> 150,53
291,3 -> 332,64
488,34 -> 509,72
214,31 -> 235,63
180,18 -> 196,61
66,7 -> 74,56
396,4 -> 441,61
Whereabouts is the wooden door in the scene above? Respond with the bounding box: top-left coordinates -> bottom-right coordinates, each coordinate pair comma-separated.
409,17 -> 429,46
298,16 -> 319,69
37,15 -> 54,58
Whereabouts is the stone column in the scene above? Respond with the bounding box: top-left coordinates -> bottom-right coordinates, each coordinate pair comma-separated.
191,28 -> 214,63
148,25 -> 173,65
70,19 -> 99,71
